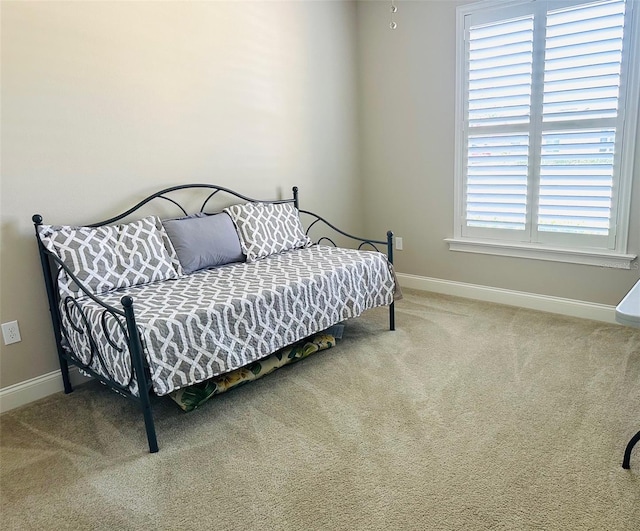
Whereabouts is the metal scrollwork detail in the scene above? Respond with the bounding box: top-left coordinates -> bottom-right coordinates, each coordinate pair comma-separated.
317,237 -> 338,247
357,241 -> 381,252
300,210 -> 389,259
100,309 -> 135,389
60,296 -> 133,391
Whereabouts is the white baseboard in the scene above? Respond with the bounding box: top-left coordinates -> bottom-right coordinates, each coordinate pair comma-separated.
396,273 -> 618,324
0,367 -> 91,414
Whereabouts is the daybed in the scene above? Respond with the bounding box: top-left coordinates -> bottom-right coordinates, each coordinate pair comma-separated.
33,184 -> 398,453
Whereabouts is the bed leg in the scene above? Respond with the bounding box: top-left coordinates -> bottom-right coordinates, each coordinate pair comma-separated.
386,231 -> 396,332
59,356 -> 73,394
141,397 -> 159,453
623,430 -> 640,469
122,295 -> 159,453
33,217 -> 75,394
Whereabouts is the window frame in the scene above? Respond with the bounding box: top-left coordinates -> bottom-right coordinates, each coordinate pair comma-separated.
449,0 -> 640,269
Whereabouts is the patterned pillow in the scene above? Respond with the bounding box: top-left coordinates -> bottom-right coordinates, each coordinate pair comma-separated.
224,202 -> 312,262
38,216 -> 181,298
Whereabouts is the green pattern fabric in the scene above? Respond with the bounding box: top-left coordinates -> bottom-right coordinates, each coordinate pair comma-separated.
168,334 -> 336,411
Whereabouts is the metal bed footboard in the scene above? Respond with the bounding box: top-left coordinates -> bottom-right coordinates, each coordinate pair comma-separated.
297,205 -> 395,332
32,214 -> 158,452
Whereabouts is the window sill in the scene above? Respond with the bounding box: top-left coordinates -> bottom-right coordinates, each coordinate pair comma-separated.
444,238 -> 637,269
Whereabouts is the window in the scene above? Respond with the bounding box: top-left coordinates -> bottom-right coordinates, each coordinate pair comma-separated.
450,0 -> 640,268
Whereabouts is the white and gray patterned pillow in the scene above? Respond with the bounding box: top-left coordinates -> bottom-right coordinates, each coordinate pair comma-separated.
38,216 -> 181,298
224,202 -> 312,262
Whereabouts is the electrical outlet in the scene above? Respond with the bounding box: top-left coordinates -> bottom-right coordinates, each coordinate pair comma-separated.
2,321 -> 22,345
395,236 -> 403,251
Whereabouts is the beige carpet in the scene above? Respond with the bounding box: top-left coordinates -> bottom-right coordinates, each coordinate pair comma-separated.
2,290 -> 640,530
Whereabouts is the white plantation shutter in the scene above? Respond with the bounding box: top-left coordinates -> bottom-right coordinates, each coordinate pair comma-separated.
457,0 -> 638,257
466,133 -> 529,230
466,13 -> 533,234
538,129 -> 615,236
537,1 -> 624,240
468,16 -> 533,128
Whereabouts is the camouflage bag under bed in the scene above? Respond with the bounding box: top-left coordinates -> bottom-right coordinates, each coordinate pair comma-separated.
168,333 -> 336,411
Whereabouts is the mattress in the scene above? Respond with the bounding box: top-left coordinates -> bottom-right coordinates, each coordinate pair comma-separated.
58,245 -> 396,396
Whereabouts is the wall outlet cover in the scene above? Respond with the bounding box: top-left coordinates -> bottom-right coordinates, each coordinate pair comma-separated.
2,321 -> 22,345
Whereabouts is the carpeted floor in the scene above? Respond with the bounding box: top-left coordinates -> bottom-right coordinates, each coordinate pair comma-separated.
1,289 -> 640,530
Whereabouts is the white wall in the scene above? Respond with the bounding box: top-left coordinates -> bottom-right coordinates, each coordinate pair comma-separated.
0,0 -> 361,388
356,0 -> 640,305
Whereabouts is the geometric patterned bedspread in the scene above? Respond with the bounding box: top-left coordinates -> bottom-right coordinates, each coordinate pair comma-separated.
59,246 -> 396,397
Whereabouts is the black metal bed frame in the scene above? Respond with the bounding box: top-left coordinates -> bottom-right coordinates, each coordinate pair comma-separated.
33,184 -> 395,453
623,431 -> 640,469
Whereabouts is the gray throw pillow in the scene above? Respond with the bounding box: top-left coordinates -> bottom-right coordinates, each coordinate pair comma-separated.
162,213 -> 245,274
